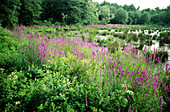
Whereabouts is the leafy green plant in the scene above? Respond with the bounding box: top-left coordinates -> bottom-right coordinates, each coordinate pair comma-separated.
107,41 -> 119,53
159,32 -> 170,45
100,31 -> 107,36
127,33 -> 138,42
138,42 -> 144,50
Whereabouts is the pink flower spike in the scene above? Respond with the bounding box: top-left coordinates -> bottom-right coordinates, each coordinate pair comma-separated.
159,105 -> 162,109
166,77 -> 169,81
144,94 -> 148,97
118,109 -> 120,112
168,99 -> 170,102
86,100 -> 88,106
124,84 -> 127,91
66,83 -> 68,87
90,78 -> 93,83
159,96 -> 163,104
109,71 -> 111,75
107,91 -> 109,94
100,98 -> 103,101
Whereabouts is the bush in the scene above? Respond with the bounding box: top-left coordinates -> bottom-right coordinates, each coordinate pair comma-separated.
159,32 -> 170,45
89,31 -> 96,42
100,31 -> 107,36
144,49 -> 169,63
107,41 -> 119,53
127,33 -> 138,42
114,33 -> 119,37
81,34 -> 86,41
152,34 -> 158,40
138,42 -> 144,50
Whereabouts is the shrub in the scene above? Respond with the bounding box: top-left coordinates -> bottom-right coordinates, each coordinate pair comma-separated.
81,34 -> 86,41
138,42 -> 144,50
89,31 -> 96,42
114,33 -> 119,37
159,32 -> 170,45
152,34 -> 158,40
144,49 -> 169,63
106,35 -> 113,42
127,33 -> 138,42
100,31 -> 107,36
107,41 -> 119,53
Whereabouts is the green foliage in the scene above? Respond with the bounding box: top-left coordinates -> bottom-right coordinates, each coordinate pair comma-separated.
89,30 -> 97,42
0,0 -> 21,29
140,12 -> 151,24
99,5 -> 114,24
100,31 -> 107,36
113,8 -> 128,24
86,1 -> 99,24
19,0 -> 42,25
159,32 -> 170,44
144,50 -> 169,63
107,41 -> 119,53
127,33 -> 138,42
138,42 -> 144,50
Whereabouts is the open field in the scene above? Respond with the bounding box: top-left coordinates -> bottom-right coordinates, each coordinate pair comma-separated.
0,25 -> 170,112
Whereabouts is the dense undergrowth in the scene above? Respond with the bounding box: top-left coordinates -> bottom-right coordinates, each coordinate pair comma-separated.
0,25 -> 169,112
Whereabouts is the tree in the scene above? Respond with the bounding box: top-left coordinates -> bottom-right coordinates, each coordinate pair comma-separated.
134,11 -> 141,24
0,0 -> 21,29
99,5 -> 114,24
140,12 -> 151,24
151,14 -> 160,24
166,5 -> 170,25
85,1 -> 99,24
113,8 -> 128,24
19,0 -> 42,25
123,4 -> 136,11
128,11 -> 135,24
41,0 -> 88,25
159,11 -> 167,25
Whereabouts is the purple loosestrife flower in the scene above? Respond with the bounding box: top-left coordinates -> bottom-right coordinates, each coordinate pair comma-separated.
107,91 -> 109,94
166,77 -> 169,81
100,79 -> 102,83
118,109 -> 120,112
124,84 -> 127,91
91,78 -> 93,83
86,100 -> 88,106
144,94 -> 148,97
109,71 -> 111,75
113,79 -> 115,83
92,51 -> 95,55
106,79 -> 109,83
159,96 -> 163,104
159,105 -> 162,109
149,40 -> 151,45
128,106 -> 131,112
168,99 -> 170,102
121,72 -> 124,76
66,83 -> 68,87
100,98 -> 103,101
116,57 -> 118,61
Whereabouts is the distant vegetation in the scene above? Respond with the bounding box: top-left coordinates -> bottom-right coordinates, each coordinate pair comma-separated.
0,0 -> 170,29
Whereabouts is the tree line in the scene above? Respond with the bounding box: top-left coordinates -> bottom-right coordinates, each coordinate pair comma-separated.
0,0 -> 170,29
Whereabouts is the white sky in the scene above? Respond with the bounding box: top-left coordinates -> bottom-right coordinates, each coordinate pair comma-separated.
92,0 -> 170,10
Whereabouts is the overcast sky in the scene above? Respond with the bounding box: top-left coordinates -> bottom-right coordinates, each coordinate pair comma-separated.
92,0 -> 170,10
